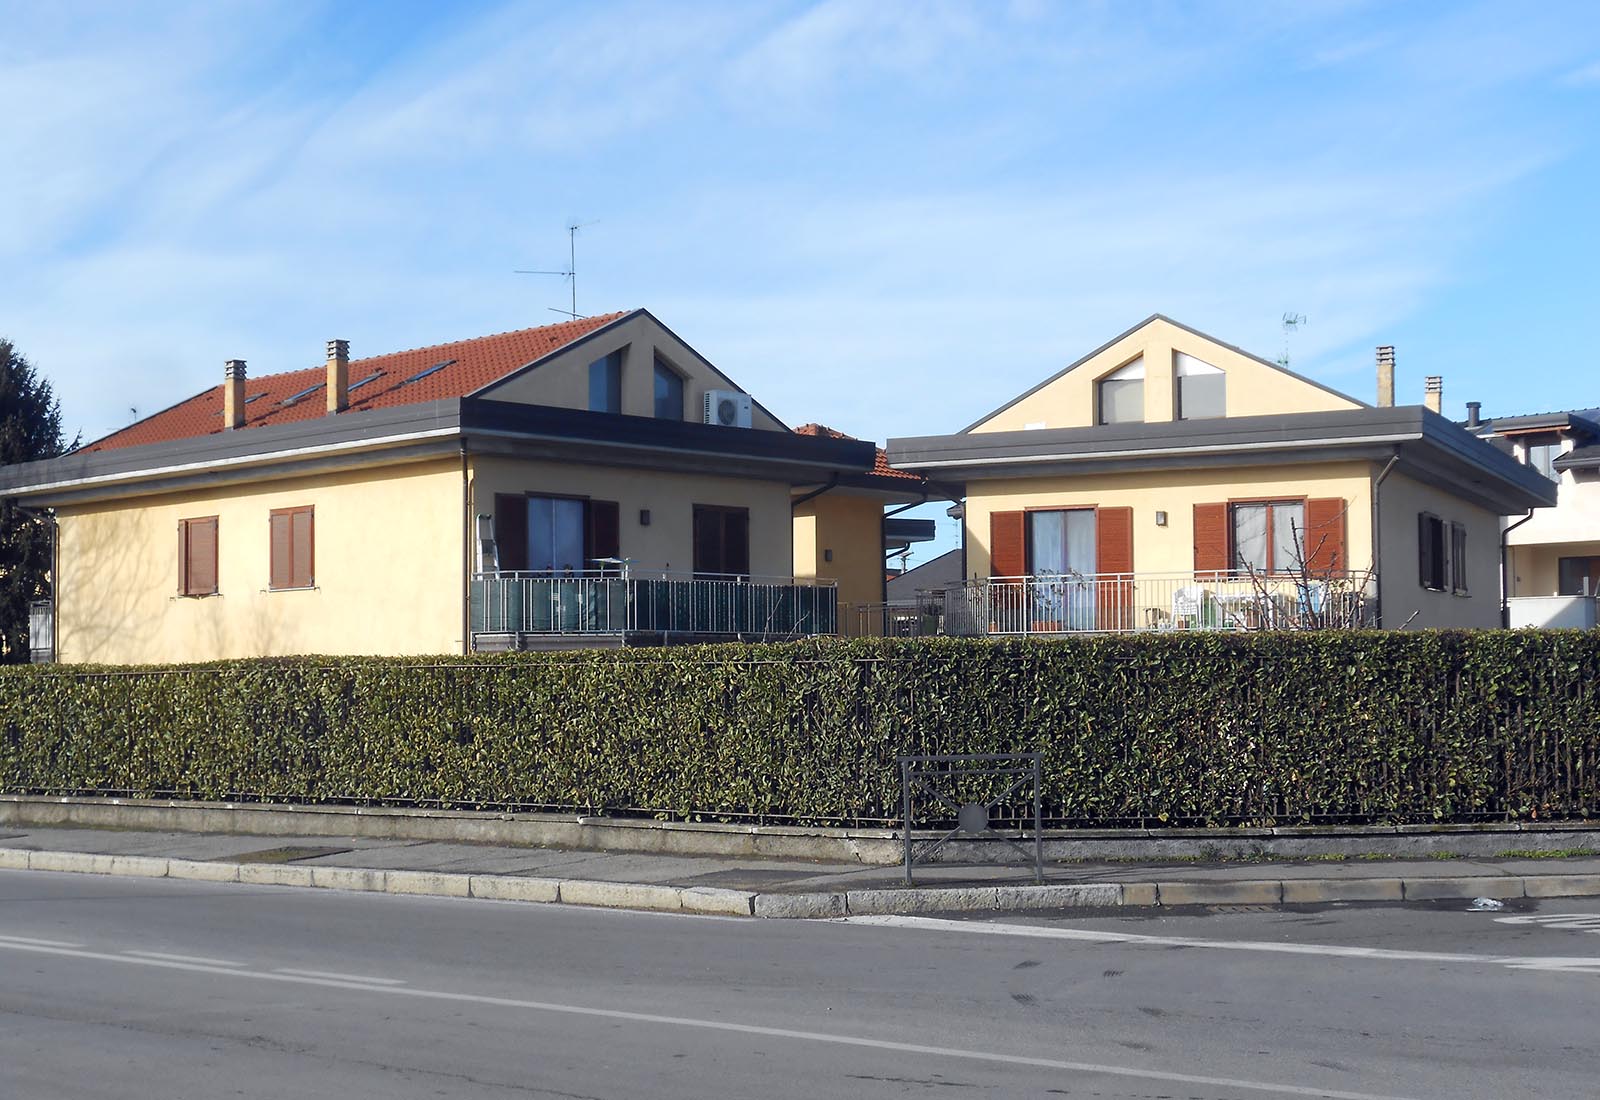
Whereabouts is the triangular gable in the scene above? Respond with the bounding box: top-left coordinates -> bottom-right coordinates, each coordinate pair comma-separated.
964,314 -> 1365,434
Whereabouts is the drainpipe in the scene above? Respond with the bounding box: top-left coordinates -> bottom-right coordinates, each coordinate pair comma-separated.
790,475 -> 839,511
461,445 -> 472,654
1500,510 -> 1535,628
1371,451 -> 1400,629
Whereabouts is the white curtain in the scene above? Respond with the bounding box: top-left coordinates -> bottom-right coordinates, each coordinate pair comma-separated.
1234,504 -> 1268,572
1274,502 -> 1305,572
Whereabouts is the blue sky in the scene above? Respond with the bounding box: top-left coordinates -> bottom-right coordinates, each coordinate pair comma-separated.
3,1 -> 1598,565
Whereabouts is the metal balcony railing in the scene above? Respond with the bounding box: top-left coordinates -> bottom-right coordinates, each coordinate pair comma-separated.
942,572 -> 1375,636
470,570 -> 838,640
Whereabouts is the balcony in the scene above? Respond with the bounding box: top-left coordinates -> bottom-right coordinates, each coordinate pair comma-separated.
941,572 -> 1375,636
470,570 -> 837,649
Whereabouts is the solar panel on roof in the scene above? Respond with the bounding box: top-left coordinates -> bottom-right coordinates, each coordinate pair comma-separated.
348,371 -> 383,392
399,359 -> 456,385
282,382 -> 325,405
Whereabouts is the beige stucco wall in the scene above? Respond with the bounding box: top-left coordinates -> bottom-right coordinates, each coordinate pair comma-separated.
1504,456 -> 1599,548
970,317 -> 1362,433
56,458 -> 466,664
480,312 -> 787,431
1508,540 -> 1600,597
793,491 -> 884,620
471,455 -> 793,577
963,462 -> 1376,580
1375,472 -> 1503,628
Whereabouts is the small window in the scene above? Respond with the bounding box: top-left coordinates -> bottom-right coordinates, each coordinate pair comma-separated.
588,350 -> 623,414
1232,501 -> 1304,574
1175,352 -> 1225,420
1524,438 -> 1563,481
1418,514 -> 1468,594
270,506 -> 314,590
1450,522 -> 1468,595
653,356 -> 684,421
1097,357 -> 1144,425
1559,556 -> 1600,596
692,504 -> 750,577
178,517 -> 218,597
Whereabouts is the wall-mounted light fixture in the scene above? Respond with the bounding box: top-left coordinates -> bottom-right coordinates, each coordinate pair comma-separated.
639,509 -> 651,526
824,548 -> 833,563
1155,511 -> 1168,527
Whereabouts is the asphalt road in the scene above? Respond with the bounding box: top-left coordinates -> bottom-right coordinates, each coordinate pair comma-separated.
2,871 -> 1598,1099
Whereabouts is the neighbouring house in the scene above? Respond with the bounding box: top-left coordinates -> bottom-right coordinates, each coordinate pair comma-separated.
1,310 -> 880,662
886,315 -> 1556,635
1466,404 -> 1600,627
789,424 -> 938,636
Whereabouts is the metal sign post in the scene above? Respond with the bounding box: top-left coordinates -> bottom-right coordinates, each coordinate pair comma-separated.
897,753 -> 1043,886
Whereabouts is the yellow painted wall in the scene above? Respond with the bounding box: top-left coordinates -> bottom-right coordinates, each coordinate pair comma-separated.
471,456 -> 794,577
480,312 -> 787,431
963,462 -> 1376,580
792,491 -> 885,624
56,458 -> 465,663
970,317 -> 1361,433
1375,472 -> 1503,628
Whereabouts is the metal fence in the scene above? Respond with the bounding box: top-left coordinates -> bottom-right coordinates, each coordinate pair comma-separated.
943,572 -> 1374,636
28,600 -> 52,663
470,570 -> 837,640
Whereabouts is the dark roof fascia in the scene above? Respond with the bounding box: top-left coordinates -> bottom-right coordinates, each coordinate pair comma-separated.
885,517 -> 937,544
459,398 -> 873,480
1556,445 -> 1600,471
0,399 -> 466,502
958,313 -> 1367,434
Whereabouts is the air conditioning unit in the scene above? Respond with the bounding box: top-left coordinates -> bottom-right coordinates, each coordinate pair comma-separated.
703,389 -> 752,428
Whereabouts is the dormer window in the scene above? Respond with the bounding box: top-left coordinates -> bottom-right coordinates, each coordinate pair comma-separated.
653,355 -> 685,421
1523,435 -> 1563,481
1176,352 -> 1225,420
1097,358 -> 1144,425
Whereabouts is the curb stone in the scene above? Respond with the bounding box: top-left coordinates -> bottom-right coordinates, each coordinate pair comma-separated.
6,847 -> 1600,918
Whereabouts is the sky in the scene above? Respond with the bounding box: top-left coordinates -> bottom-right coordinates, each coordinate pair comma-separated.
3,0 -> 1598,566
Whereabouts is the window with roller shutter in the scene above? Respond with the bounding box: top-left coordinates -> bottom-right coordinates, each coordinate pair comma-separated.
178,516 -> 218,596
269,506 -> 314,589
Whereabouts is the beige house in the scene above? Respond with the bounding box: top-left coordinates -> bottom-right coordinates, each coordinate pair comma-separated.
2,310 -> 882,662
1468,406 -> 1600,627
887,316 -> 1555,633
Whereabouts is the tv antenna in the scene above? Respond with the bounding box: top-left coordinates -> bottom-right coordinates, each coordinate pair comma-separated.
515,221 -> 597,319
1279,312 -> 1307,367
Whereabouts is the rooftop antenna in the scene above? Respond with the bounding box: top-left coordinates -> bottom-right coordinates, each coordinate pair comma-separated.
515,221 -> 597,319
1278,312 -> 1307,368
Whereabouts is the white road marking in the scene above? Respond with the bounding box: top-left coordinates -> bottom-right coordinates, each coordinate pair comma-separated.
125,950 -> 246,967
840,914 -> 1600,974
0,933 -> 82,948
274,967 -> 405,985
0,937 -> 1416,1100
1495,913 -> 1600,934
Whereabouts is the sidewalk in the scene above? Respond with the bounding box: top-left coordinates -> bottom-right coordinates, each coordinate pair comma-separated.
4,823 -> 1599,918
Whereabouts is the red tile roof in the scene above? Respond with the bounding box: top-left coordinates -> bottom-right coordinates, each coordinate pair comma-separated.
794,423 -> 921,482
83,313 -> 630,452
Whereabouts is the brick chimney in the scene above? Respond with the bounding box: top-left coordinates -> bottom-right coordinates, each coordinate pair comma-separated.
1424,375 -> 1443,415
326,339 -> 349,415
223,359 -> 247,430
1376,346 -> 1395,408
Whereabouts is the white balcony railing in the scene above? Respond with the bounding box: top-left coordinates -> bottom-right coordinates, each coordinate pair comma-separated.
943,572 -> 1375,636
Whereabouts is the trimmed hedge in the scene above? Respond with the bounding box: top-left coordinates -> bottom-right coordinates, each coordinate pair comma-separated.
1,633 -> 1597,827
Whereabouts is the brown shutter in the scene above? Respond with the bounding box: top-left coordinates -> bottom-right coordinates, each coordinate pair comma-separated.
270,512 -> 293,589
1193,503 -> 1229,578
1418,513 -> 1434,589
178,519 -> 190,594
188,517 -> 218,595
586,499 -> 620,563
1095,506 -> 1134,630
989,511 -> 1026,577
494,494 -> 528,572
1304,498 -> 1346,575
291,508 -> 314,588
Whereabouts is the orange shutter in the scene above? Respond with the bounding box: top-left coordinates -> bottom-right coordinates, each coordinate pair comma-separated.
269,512 -> 293,589
1095,506 -> 1134,630
989,511 -> 1026,577
291,508 -> 314,588
1304,498 -> 1346,575
187,517 -> 218,595
1193,503 -> 1229,578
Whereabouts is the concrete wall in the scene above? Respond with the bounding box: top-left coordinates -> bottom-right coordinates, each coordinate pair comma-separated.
56,458 -> 466,663
1375,471 -> 1503,628
970,316 -> 1362,433
472,455 -> 794,577
792,491 -> 885,624
481,312 -> 787,431
962,462 -> 1375,579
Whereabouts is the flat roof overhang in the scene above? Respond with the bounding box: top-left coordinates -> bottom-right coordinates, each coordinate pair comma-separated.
0,398 -> 876,507
888,406 -> 1557,516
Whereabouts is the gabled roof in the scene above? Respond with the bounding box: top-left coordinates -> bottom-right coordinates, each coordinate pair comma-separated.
961,313 -> 1367,433
83,312 -> 631,452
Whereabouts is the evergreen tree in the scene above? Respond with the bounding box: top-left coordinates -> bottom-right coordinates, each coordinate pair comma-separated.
0,340 -> 75,661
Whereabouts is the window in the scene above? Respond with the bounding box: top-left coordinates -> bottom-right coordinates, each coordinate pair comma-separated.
1231,501 -> 1304,574
588,350 -> 623,414
653,356 -> 684,421
491,494 -> 619,573
1097,357 -> 1144,425
1559,556 -> 1600,596
1419,514 -> 1468,595
178,516 -> 218,596
1028,509 -> 1097,576
269,506 -> 314,589
1524,438 -> 1563,481
692,505 -> 749,577
527,496 -> 586,572
1175,352 -> 1225,420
